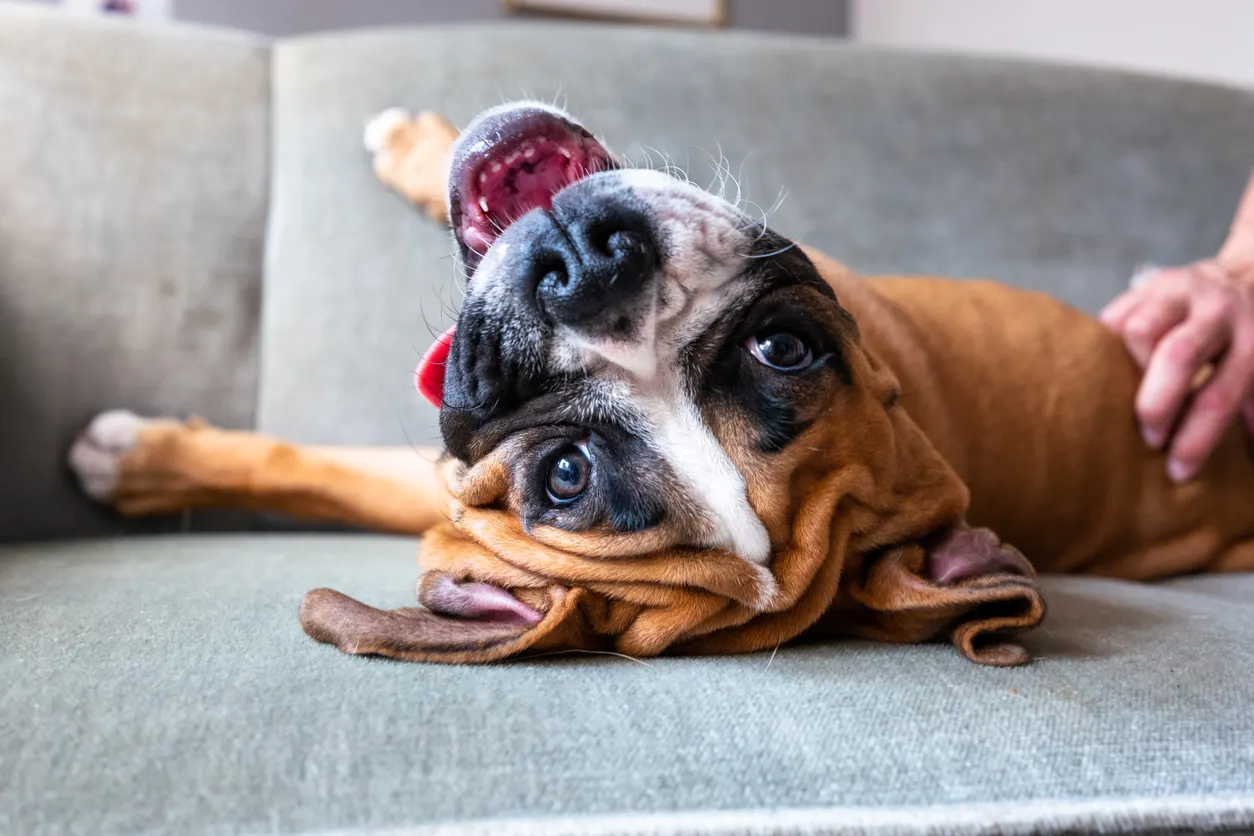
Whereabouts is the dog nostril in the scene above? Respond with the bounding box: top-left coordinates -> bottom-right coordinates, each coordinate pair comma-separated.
605,230 -> 646,260
534,264 -> 570,321
534,202 -> 657,328
529,252 -> 566,289
543,267 -> 568,289
587,223 -> 647,259
584,221 -> 616,257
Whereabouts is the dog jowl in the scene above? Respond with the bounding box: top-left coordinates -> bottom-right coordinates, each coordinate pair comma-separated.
300,102 -> 1044,667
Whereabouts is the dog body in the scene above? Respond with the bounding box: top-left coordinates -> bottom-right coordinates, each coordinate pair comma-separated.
819,260 -> 1254,579
68,102 -> 1254,666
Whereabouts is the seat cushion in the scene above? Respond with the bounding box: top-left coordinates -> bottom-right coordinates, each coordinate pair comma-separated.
2,534 -> 1253,834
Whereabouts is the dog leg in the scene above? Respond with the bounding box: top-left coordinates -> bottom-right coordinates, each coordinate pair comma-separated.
365,108 -> 457,225
68,410 -> 445,535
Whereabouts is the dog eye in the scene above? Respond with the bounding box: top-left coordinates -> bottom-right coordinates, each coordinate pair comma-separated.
746,332 -> 813,371
545,442 -> 591,504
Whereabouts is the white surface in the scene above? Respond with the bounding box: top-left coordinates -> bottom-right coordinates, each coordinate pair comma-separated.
851,0 -> 1254,89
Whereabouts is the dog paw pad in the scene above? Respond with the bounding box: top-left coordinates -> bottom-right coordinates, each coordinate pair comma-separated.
67,410 -> 151,501
364,107 -> 410,153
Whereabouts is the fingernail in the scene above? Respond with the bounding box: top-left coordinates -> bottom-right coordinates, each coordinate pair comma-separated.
1167,458 -> 1192,483
1142,427 -> 1164,449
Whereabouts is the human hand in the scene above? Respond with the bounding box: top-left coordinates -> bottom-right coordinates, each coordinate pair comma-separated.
1099,169 -> 1254,482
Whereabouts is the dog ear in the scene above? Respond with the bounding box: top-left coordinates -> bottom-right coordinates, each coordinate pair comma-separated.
299,524 -> 610,664
299,574 -> 598,665
840,523 -> 1046,666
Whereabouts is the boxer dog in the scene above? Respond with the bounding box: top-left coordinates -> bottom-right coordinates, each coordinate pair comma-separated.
68,102 -> 1254,667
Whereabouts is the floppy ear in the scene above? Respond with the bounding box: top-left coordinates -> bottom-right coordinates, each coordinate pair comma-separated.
299,523 -> 611,664
299,577 -> 584,664
839,523 -> 1046,666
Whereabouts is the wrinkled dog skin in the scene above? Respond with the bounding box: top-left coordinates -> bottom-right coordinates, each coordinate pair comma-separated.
306,102 -> 1065,667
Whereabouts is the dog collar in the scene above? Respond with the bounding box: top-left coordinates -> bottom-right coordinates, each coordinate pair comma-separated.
415,326 -> 456,409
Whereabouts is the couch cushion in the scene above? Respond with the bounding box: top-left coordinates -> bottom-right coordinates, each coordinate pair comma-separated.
3,533 -> 1252,835
260,22 -> 1254,448
0,5 -> 269,541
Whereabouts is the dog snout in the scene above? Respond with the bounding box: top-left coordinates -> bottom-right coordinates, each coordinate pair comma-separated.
532,190 -> 657,329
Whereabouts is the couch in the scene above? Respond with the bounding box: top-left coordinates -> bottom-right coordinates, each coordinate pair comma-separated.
3,4 -> 1254,833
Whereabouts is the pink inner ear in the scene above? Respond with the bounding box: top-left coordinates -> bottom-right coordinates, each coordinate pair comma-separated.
927,526 -> 1031,585
415,326 -> 456,409
420,574 -> 543,626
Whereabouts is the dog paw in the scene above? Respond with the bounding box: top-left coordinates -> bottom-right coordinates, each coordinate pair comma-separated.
364,107 -> 411,153
67,409 -> 153,502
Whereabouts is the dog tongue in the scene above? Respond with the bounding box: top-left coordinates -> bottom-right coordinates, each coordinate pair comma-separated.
415,326 -> 456,409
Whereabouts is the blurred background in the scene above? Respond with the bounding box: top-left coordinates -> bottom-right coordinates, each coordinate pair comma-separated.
10,0 -> 1254,88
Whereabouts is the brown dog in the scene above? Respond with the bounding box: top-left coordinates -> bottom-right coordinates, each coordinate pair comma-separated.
68,102 -> 1254,668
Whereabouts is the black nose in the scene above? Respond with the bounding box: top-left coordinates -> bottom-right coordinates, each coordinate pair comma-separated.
531,194 -> 657,330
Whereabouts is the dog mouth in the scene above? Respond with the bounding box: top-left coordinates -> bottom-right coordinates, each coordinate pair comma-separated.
449,107 -> 616,264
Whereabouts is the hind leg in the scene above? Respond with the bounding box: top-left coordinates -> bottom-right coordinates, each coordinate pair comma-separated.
68,410 -> 446,535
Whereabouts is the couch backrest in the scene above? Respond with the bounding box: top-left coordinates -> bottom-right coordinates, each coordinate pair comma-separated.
3,8 -> 1253,541
259,22 -> 1254,450
0,4 -> 270,540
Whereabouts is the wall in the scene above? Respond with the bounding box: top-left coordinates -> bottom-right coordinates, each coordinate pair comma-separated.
851,0 -> 1254,89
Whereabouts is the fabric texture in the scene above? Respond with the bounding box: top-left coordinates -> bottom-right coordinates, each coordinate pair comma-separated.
259,22 -> 1254,448
2,534 -> 1253,835
0,4 -> 270,541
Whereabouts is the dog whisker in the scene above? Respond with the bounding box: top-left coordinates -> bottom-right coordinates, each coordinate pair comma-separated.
521,649 -> 654,667
645,144 -> 690,186
698,143 -> 746,211
721,142 -> 743,210
547,84 -> 568,113
731,184 -> 789,245
740,240 -> 797,260
417,304 -> 446,347
701,146 -> 725,197
624,142 -> 652,172
394,411 -> 430,459
735,149 -> 756,212
765,185 -> 789,219
735,200 -> 771,241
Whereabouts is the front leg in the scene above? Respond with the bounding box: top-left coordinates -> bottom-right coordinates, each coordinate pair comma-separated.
68,411 -> 446,536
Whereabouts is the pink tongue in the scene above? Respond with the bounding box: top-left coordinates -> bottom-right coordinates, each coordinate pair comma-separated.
415,326 -> 456,409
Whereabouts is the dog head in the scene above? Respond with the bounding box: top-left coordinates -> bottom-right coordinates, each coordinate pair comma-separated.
301,102 -> 1045,666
